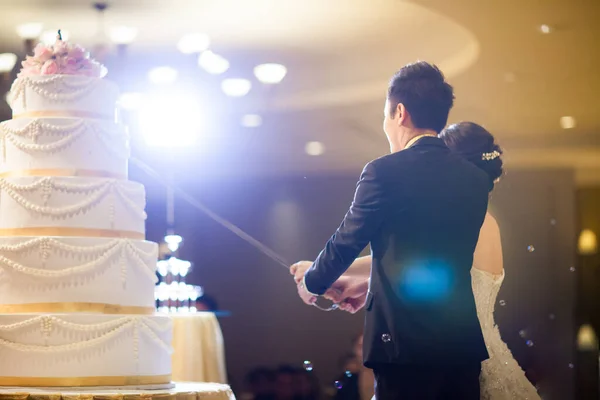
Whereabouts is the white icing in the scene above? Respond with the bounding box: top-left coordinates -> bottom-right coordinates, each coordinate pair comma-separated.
0,118 -> 129,177
0,177 -> 146,234
0,237 -> 158,308
0,314 -> 172,378
10,76 -> 119,120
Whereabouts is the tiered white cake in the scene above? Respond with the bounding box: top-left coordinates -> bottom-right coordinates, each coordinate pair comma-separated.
0,39 -> 172,388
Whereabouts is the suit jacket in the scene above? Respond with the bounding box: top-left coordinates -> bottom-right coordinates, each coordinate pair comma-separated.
304,137 -> 490,367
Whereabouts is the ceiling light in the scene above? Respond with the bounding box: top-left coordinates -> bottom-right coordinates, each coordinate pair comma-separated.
221,79 -> 252,97
241,114 -> 262,128
118,92 -> 144,110
40,29 -> 69,45
177,33 -> 210,54
109,26 -> 138,45
198,51 -> 229,74
305,141 -> 324,156
16,23 -> 43,39
254,63 -> 287,84
147,67 -> 178,84
560,116 -> 576,129
0,53 -> 17,73
164,234 -> 183,252
539,24 -> 552,34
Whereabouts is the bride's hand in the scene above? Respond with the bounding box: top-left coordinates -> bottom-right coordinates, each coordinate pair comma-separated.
339,292 -> 368,314
324,276 -> 369,314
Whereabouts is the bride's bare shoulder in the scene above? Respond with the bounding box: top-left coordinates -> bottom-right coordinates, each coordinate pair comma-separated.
473,212 -> 504,274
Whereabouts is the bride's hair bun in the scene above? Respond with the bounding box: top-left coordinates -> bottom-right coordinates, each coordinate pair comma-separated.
439,122 -> 504,191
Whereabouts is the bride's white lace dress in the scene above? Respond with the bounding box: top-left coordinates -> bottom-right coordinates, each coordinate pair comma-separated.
471,268 -> 541,400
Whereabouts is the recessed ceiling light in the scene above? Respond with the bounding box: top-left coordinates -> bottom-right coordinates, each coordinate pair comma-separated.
221,79 -> 252,97
198,51 -> 229,74
305,141 -> 324,156
540,24 -> 552,34
16,23 -> 43,40
0,53 -> 17,73
254,63 -> 287,84
560,116 -> 576,129
241,114 -> 262,128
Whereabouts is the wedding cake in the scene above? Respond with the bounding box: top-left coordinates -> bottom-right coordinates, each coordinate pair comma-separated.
0,37 -> 172,388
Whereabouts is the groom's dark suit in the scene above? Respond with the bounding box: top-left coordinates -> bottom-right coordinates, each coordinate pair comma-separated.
304,137 -> 490,399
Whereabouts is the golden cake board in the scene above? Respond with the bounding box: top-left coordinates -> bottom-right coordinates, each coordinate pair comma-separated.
0,383 -> 234,400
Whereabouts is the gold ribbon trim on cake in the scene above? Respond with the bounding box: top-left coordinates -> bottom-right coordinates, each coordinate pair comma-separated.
0,375 -> 171,387
0,169 -> 126,179
0,384 -> 234,400
0,227 -> 144,239
13,110 -> 114,121
0,302 -> 155,314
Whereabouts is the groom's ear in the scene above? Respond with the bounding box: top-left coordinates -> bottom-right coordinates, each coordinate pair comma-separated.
396,103 -> 408,126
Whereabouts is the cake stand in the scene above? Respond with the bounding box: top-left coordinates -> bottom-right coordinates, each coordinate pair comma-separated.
0,382 -> 234,400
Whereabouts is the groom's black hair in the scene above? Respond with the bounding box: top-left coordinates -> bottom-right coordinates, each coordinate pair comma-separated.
387,61 -> 455,134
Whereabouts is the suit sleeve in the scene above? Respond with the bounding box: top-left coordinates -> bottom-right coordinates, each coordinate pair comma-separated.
304,161 -> 388,295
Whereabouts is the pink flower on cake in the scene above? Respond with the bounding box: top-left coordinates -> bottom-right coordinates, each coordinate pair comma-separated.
62,57 -> 80,74
52,40 -> 69,56
18,58 -> 41,77
68,45 -> 87,61
17,38 -> 107,78
41,60 -> 59,75
33,44 -> 53,63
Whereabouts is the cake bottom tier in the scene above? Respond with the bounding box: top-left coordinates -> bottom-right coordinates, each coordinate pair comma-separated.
0,313 -> 172,387
0,383 -> 235,400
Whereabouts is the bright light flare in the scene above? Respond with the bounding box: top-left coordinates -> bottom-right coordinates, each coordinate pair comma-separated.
138,92 -> 203,147
147,66 -> 178,85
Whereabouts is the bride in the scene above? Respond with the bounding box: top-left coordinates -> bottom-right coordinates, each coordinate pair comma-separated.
292,122 -> 540,400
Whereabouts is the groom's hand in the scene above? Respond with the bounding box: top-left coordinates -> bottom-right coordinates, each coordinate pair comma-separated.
290,260 -> 313,283
296,281 -> 317,305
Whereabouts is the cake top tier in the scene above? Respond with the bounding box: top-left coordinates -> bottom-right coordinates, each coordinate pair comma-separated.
8,33 -> 118,120
18,32 -> 106,79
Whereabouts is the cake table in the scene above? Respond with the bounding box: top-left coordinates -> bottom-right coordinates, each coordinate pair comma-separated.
0,383 -> 235,400
171,314 -> 227,383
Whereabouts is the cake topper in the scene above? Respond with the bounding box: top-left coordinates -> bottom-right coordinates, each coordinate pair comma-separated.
17,31 -> 107,78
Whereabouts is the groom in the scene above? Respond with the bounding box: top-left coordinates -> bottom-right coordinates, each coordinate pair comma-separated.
291,62 -> 490,399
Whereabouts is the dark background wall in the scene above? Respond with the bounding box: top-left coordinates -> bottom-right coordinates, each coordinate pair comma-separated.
137,167 -> 577,400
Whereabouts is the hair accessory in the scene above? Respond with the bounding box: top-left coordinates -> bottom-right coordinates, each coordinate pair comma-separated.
481,150 -> 500,161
